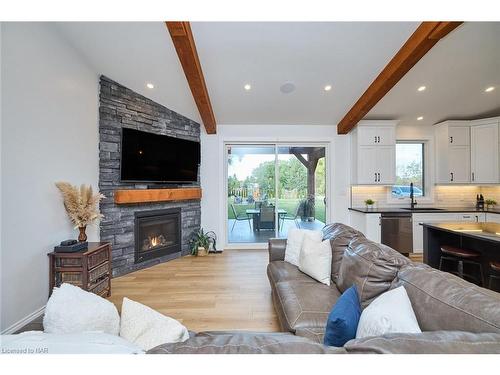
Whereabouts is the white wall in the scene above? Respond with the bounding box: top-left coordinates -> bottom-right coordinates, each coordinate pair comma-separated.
1,23 -> 99,333
200,124 -> 351,247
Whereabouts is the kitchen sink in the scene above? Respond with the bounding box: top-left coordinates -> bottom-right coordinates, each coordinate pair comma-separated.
401,208 -> 444,211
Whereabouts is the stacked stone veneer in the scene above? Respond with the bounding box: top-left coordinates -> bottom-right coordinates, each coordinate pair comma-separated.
98,76 -> 201,277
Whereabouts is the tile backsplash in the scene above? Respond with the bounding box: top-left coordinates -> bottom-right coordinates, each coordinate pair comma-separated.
351,185 -> 500,208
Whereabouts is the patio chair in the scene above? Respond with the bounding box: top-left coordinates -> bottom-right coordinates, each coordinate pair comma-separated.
279,203 -> 301,230
258,205 -> 275,231
230,204 -> 251,232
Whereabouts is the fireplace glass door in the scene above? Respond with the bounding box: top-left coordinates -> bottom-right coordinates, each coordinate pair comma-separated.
135,209 -> 181,263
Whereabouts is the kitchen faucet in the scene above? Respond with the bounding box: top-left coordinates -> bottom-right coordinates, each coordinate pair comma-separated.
410,182 -> 417,209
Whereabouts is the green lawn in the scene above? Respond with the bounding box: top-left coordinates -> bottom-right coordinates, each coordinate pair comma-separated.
227,197 -> 326,223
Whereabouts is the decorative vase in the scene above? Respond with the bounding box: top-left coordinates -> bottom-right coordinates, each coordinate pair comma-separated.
197,246 -> 208,257
78,226 -> 87,242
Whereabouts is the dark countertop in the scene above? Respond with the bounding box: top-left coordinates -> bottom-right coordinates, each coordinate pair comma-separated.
422,222 -> 500,243
349,206 -> 500,214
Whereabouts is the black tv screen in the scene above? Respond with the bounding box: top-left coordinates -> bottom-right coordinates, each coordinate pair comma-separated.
120,128 -> 200,183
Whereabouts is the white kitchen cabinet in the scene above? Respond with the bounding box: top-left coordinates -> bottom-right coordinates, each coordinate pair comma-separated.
448,146 -> 471,183
352,121 -> 397,185
486,213 -> 500,223
349,211 -> 381,243
377,146 -> 396,184
470,119 -> 499,183
434,121 -> 471,184
412,212 -> 486,253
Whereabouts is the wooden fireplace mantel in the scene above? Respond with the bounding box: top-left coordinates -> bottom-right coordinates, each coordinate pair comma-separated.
114,187 -> 202,204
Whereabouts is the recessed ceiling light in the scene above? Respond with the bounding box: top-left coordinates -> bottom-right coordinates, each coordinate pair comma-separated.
324,85 -> 332,91
417,116 -> 424,121
485,86 -> 495,92
146,83 -> 154,89
417,86 -> 426,92
244,84 -> 251,91
280,82 -> 296,94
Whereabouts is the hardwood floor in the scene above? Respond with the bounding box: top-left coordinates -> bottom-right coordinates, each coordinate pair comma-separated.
108,250 -> 281,333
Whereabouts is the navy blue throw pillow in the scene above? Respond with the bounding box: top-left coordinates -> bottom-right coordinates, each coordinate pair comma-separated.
323,285 -> 361,347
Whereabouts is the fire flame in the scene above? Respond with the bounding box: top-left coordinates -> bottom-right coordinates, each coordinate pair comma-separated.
150,237 -> 159,247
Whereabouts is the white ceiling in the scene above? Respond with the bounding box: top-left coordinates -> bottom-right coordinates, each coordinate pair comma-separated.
54,22 -> 201,123
367,22 -> 500,127
190,22 -> 419,125
55,22 -> 500,130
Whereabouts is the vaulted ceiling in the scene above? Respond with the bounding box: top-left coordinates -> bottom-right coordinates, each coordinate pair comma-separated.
56,22 -> 500,132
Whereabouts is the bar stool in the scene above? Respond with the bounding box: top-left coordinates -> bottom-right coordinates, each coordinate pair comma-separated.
489,261 -> 500,291
439,245 -> 484,286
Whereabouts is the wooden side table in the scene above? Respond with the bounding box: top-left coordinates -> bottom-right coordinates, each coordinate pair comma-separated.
48,242 -> 112,297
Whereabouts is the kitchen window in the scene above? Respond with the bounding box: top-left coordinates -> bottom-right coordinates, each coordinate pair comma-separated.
391,142 -> 425,199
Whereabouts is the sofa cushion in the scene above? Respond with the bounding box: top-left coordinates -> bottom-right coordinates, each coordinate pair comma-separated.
298,238 -> 332,285
395,264 -> 500,333
324,286 -> 361,347
147,332 -> 346,354
344,331 -> 500,354
356,286 -> 421,339
322,223 -> 365,282
336,237 -> 411,307
274,280 -> 341,332
267,261 -> 317,285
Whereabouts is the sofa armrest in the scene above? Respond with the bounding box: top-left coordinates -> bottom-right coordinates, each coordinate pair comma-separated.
268,238 -> 287,262
344,331 -> 500,354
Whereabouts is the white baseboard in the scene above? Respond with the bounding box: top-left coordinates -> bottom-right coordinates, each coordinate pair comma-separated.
1,305 -> 46,334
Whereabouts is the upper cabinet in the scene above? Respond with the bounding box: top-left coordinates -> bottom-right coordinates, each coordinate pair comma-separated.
351,121 -> 396,185
435,121 -> 471,184
470,118 -> 500,184
435,117 -> 500,184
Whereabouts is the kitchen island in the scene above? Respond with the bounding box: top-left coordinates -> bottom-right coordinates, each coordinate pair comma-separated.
422,222 -> 500,288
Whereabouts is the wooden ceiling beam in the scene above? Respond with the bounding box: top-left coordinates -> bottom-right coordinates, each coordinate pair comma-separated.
337,21 -> 463,135
166,21 -> 217,134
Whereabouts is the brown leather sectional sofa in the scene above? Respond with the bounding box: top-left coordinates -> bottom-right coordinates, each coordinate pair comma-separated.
149,223 -> 500,354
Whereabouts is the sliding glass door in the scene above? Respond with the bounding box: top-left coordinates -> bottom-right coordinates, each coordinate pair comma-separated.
226,144 -> 327,245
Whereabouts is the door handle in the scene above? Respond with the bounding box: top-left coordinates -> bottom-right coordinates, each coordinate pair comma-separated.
450,172 -> 454,182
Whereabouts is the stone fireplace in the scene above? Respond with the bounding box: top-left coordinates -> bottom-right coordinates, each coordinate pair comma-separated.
135,208 -> 181,264
98,76 -> 201,277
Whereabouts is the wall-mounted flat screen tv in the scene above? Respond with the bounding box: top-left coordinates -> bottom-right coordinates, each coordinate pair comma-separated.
120,128 -> 200,183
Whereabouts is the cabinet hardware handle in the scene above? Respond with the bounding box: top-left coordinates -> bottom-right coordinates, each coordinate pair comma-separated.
374,136 -> 377,143
377,136 -> 380,143
472,172 -> 475,181
450,172 -> 454,182
450,136 -> 453,143
377,172 -> 381,182
374,173 -> 377,182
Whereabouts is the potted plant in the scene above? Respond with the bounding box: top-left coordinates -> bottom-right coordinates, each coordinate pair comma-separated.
364,199 -> 375,210
485,199 -> 497,210
55,182 -> 104,242
189,228 -> 216,256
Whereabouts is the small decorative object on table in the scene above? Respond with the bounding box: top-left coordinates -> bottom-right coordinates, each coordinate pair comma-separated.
190,228 -> 218,256
54,239 -> 88,253
485,199 -> 497,210
55,182 -> 105,242
364,199 -> 375,210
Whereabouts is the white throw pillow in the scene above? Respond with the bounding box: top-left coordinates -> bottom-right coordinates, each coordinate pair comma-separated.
119,297 -> 190,351
356,286 -> 421,339
284,228 -> 322,266
298,237 -> 332,285
43,283 -> 120,335
0,331 -> 144,354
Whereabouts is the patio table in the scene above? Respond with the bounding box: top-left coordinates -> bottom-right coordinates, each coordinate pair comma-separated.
245,208 -> 287,232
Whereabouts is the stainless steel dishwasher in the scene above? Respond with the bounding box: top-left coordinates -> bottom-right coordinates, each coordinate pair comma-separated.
380,212 -> 413,254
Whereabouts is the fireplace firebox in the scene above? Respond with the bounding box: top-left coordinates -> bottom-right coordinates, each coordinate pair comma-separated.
134,208 -> 181,264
